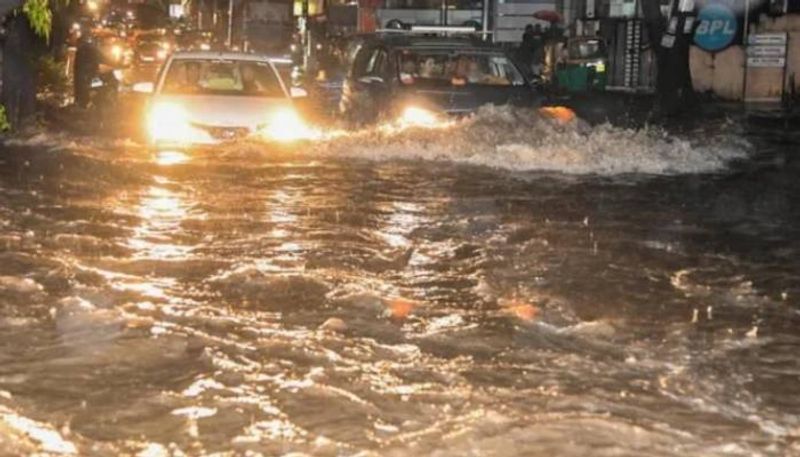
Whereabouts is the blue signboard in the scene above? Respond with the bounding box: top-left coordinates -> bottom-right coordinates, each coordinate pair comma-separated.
693,3 -> 737,52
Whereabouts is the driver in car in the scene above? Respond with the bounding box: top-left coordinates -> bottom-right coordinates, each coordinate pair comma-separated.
399,57 -> 417,84
451,56 -> 473,86
185,62 -> 202,91
466,60 -> 484,84
241,65 -> 261,94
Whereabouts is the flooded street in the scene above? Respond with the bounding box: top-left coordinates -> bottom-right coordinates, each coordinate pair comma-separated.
0,109 -> 798,455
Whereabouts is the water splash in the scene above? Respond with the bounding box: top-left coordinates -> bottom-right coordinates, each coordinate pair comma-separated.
310,106 -> 750,175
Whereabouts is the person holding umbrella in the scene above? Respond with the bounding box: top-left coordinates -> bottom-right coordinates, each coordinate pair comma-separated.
531,10 -> 565,82
515,23 -> 545,78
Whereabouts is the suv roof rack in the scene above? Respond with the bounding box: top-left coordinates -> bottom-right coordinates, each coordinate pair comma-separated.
376,25 -> 489,36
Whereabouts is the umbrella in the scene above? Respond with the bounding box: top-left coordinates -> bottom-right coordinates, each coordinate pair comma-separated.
533,10 -> 562,23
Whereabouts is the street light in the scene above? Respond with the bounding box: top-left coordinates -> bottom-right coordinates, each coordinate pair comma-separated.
227,0 -> 234,47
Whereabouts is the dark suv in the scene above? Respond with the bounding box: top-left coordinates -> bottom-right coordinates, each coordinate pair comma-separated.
340,31 -> 540,125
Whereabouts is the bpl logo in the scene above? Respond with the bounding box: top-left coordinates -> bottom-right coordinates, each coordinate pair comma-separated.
694,3 -> 738,52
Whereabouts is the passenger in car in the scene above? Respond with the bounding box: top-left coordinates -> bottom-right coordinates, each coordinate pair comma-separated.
419,58 -> 437,78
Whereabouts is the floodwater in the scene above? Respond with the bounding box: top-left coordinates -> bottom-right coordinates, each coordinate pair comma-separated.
0,107 -> 798,456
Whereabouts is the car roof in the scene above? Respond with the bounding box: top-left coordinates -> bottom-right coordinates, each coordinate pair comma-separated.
170,51 -> 272,62
265,55 -> 293,65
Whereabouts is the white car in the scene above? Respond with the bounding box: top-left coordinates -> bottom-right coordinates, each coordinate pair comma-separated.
135,51 -> 310,147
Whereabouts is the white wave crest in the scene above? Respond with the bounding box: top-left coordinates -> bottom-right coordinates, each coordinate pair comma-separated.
311,105 -> 749,175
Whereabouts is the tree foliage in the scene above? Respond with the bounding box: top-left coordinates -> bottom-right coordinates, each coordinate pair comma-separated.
22,0 -> 53,40
0,106 -> 10,132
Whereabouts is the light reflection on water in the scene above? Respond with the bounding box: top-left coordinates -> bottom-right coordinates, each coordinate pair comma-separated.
129,183 -> 192,260
0,124 -> 797,456
154,150 -> 190,166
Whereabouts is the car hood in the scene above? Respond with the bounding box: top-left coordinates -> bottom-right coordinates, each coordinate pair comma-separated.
152,94 -> 292,130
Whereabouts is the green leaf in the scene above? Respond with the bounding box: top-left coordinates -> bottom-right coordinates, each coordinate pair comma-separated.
22,0 -> 52,41
0,106 -> 11,132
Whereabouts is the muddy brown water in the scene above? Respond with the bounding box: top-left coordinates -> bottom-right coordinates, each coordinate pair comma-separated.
0,110 -> 798,455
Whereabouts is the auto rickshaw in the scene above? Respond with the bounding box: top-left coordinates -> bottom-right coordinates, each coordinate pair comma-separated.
555,36 -> 607,92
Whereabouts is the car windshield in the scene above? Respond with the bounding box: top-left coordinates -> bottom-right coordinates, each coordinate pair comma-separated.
397,51 -> 525,87
271,62 -> 293,87
162,59 -> 285,97
138,40 -> 161,50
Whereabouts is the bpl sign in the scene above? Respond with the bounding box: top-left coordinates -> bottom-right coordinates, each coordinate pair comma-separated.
693,3 -> 738,51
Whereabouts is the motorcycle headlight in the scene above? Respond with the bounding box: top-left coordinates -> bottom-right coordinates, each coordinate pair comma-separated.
111,45 -> 123,60
157,49 -> 168,60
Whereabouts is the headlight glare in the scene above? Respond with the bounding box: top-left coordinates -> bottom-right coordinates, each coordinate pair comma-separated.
400,106 -> 439,128
261,107 -> 314,142
148,103 -> 197,143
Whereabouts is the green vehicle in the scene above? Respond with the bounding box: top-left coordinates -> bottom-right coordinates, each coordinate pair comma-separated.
556,37 -> 607,92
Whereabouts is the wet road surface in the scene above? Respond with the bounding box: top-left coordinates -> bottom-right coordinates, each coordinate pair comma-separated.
0,108 -> 798,455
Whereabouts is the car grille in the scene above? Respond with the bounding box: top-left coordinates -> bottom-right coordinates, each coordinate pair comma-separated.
192,124 -> 251,141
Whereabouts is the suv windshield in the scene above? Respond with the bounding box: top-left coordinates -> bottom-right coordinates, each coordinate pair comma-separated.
161,59 -> 285,97
397,50 -> 524,87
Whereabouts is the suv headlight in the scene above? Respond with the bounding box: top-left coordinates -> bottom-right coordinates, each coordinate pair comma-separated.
399,106 -> 439,128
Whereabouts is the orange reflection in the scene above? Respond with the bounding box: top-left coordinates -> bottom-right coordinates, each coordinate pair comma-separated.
538,106 -> 576,124
500,299 -> 539,322
388,298 -> 416,319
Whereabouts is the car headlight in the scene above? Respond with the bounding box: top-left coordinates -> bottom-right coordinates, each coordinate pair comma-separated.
157,49 -> 168,60
399,106 -> 439,128
147,103 -> 200,143
199,43 -> 211,51
261,107 -> 314,142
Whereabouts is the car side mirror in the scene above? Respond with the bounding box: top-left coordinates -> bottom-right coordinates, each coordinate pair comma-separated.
132,81 -> 154,94
290,86 -> 308,98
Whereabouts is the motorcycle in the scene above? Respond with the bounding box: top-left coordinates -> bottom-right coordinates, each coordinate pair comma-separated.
88,68 -> 123,132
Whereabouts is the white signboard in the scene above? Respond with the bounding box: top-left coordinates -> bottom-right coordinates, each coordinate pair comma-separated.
678,0 -> 695,11
683,17 -> 695,34
747,57 -> 786,68
169,4 -> 184,18
747,45 -> 786,57
748,33 -> 787,45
